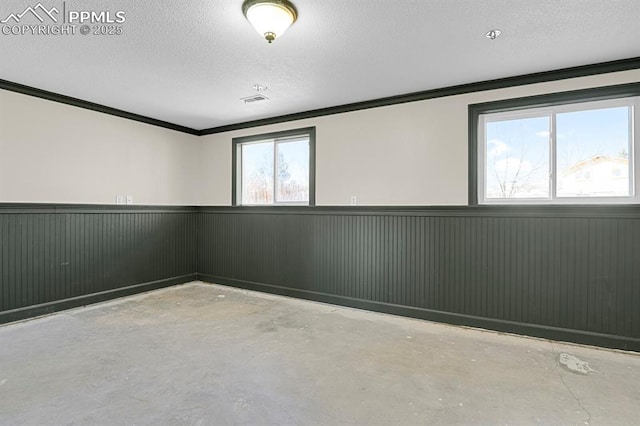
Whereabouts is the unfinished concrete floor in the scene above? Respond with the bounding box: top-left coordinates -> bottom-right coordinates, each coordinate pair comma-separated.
1,282 -> 639,425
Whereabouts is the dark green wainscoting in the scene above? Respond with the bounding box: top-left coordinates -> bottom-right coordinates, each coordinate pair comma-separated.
0,204 -> 197,324
197,206 -> 640,352
2,204 -> 639,351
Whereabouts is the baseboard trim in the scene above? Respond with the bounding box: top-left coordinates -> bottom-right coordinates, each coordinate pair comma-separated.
0,274 -> 197,325
197,274 -> 640,352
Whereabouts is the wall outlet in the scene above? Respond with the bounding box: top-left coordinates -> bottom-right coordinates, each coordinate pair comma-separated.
115,195 -> 124,205
350,195 -> 358,205
125,195 -> 133,205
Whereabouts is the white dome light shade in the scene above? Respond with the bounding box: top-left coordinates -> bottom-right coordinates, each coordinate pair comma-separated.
242,0 -> 298,43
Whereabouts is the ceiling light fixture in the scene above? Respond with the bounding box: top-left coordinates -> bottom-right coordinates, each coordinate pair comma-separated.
485,29 -> 502,40
242,0 -> 298,44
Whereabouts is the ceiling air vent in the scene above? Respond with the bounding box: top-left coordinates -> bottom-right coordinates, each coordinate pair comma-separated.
241,94 -> 269,104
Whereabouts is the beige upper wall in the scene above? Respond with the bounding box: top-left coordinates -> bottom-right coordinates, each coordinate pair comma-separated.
2,69 -> 639,206
0,89 -> 200,205
199,69 -> 640,206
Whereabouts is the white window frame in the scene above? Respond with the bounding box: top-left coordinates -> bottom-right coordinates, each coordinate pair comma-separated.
477,96 -> 639,205
232,127 -> 315,206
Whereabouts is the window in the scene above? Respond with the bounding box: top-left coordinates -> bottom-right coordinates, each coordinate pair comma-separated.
232,127 -> 315,206
470,84 -> 640,204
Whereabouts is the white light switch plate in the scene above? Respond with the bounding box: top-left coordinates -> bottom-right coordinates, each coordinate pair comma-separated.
115,195 -> 124,205
125,195 -> 133,205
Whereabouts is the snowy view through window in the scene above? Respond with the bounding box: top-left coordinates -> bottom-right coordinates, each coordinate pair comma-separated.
241,137 -> 309,205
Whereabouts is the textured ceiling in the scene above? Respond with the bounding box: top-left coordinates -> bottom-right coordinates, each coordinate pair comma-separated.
1,0 -> 639,130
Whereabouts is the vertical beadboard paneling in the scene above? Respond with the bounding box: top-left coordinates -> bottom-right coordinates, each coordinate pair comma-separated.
0,206 -> 197,322
3,204 -> 639,350
198,207 -> 640,351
